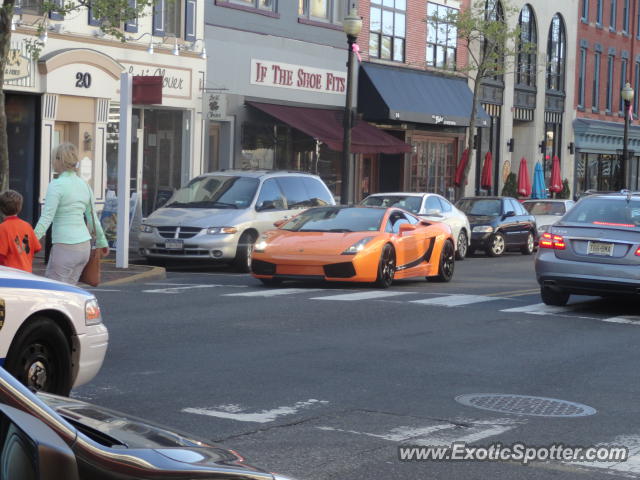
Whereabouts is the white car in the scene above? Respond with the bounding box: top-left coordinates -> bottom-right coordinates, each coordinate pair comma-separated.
0,266 -> 108,396
522,199 -> 575,236
361,192 -> 472,260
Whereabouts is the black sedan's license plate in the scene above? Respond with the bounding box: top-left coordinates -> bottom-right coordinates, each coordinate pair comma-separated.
587,241 -> 614,256
164,239 -> 184,250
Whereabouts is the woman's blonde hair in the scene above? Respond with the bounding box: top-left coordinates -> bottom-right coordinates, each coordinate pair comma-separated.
52,143 -> 79,173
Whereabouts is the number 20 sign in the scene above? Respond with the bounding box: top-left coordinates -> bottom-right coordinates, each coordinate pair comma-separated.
75,72 -> 92,88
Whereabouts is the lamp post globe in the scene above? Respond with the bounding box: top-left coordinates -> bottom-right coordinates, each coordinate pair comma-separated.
343,9 -> 363,38
622,82 -> 635,102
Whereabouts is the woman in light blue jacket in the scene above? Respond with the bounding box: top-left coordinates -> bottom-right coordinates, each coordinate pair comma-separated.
34,143 -> 109,284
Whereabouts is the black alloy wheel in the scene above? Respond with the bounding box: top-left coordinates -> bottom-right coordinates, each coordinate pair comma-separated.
5,317 -> 72,395
540,286 -> 570,306
486,232 -> 506,257
234,231 -> 258,273
455,230 -> 468,261
375,244 -> 396,288
521,232 -> 535,255
432,239 -> 455,282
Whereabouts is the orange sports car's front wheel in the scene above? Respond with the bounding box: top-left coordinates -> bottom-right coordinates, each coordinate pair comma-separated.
375,244 -> 396,289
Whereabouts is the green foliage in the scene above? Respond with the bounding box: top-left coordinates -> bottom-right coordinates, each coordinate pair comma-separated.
558,178 -> 571,199
501,172 -> 518,198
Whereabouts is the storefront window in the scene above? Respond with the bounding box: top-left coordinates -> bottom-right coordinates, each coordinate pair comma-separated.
575,152 -> 623,195
410,138 -> 455,197
240,120 -> 341,196
107,107 -> 184,217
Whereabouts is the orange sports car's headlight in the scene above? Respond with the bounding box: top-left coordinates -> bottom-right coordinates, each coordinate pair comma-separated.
342,237 -> 374,255
254,236 -> 269,253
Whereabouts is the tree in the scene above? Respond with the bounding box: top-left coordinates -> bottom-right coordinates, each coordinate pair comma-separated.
501,172 -> 517,197
427,0 -> 536,197
0,0 -> 156,191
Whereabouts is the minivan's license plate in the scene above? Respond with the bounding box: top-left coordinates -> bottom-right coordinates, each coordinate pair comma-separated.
587,241 -> 614,256
165,239 -> 184,250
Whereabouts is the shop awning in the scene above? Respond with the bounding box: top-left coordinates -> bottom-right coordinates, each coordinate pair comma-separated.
247,101 -> 411,154
358,62 -> 490,127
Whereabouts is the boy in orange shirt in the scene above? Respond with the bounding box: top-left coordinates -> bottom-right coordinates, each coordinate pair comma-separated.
0,190 -> 41,272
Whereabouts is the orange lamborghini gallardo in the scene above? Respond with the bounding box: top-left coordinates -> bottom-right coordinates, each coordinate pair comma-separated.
251,206 -> 456,288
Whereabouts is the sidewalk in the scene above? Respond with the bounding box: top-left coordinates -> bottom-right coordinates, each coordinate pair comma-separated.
32,253 -> 166,287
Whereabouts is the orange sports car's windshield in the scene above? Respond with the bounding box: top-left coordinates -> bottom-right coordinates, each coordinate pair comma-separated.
281,207 -> 385,233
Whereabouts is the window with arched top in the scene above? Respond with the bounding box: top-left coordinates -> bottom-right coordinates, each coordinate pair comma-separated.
517,5 -> 537,87
484,0 -> 505,83
546,14 -> 566,92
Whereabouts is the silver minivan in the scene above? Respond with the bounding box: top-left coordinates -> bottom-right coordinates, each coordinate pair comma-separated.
138,170 -> 335,271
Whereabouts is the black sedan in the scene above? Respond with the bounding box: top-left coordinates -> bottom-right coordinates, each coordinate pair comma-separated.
0,367 -> 291,480
456,196 -> 537,257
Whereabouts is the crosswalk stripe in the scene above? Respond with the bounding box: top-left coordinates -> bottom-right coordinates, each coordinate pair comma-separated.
410,294 -> 500,307
500,303 -> 573,315
601,316 -> 640,325
224,288 -> 321,297
310,291 -> 410,301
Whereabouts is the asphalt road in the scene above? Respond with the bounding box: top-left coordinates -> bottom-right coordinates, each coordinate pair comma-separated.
74,251 -> 640,480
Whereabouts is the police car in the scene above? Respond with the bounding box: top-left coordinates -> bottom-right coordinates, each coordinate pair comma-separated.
0,266 -> 108,396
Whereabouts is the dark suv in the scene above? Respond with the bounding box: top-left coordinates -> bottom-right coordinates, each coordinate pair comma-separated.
456,196 -> 537,257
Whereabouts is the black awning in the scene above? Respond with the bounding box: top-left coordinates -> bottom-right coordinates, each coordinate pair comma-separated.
358,62 -> 490,127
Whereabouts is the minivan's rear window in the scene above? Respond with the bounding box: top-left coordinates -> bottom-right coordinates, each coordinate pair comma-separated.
165,176 -> 259,209
563,197 -> 640,227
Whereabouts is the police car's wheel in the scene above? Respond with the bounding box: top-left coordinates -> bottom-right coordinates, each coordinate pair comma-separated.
5,317 -> 72,396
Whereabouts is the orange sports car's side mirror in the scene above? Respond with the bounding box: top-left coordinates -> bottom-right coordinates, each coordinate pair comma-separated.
398,223 -> 417,234
273,219 -> 287,228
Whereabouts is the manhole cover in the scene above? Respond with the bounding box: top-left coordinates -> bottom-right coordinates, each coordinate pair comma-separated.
455,394 -> 596,417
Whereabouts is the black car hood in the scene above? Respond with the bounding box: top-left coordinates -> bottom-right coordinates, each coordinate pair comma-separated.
37,393 -> 273,477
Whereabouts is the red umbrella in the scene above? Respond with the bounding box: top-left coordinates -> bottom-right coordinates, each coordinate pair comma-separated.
549,155 -> 562,193
453,149 -> 469,187
480,151 -> 493,189
517,157 -> 531,197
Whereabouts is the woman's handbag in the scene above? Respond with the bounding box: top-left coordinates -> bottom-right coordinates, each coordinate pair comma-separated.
79,186 -> 101,287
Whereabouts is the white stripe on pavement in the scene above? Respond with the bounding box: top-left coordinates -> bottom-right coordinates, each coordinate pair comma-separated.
182,399 -> 329,423
310,291 -> 410,301
411,294 -> 500,307
143,284 -> 247,294
500,303 -> 574,315
601,316 -> 640,325
224,288 -> 321,297
317,417 -> 521,446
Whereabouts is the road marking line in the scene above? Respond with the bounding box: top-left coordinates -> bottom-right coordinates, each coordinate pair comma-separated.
500,303 -> 574,315
224,288 -> 321,297
143,284 -> 247,294
565,434 -> 640,474
601,316 -> 640,325
410,294 -> 500,307
310,291 -> 411,301
317,417 -> 521,446
487,288 -> 539,297
182,399 -> 328,423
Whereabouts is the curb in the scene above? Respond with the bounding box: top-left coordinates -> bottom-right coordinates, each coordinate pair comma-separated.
101,266 -> 166,287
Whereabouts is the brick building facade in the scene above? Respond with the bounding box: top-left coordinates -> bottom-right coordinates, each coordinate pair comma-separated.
574,0 -> 640,193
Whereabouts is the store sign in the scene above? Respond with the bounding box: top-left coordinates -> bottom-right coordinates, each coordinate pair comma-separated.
431,115 -> 457,126
5,49 -> 30,81
206,93 -> 226,120
120,62 -> 191,99
250,59 -> 346,95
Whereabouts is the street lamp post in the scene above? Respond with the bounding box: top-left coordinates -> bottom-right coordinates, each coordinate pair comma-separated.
341,8 -> 362,205
621,82 -> 634,190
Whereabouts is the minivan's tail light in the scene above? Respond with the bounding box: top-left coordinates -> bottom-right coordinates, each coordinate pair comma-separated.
635,247 -> 640,256
540,232 -> 566,250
